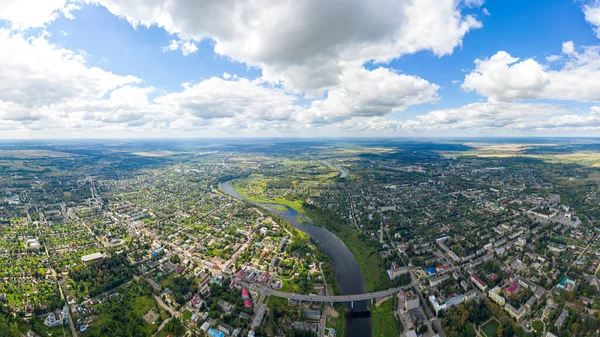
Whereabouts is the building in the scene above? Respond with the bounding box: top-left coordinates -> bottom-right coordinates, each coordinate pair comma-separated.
556,276 -> 576,291
428,294 -> 464,314
44,313 -> 61,327
465,289 -> 478,301
503,283 -> 519,297
554,309 -> 569,330
488,287 -> 505,306
405,295 -> 419,310
304,309 -> 321,320
504,303 -> 526,320
218,322 -> 233,335
429,274 -> 449,287
292,322 -> 319,334
81,252 -> 105,262
471,273 -> 487,291
217,299 -> 234,313
207,329 -> 225,337
387,266 -> 409,280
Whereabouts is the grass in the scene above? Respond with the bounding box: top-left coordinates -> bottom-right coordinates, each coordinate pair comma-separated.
480,318 -> 500,337
369,298 -> 399,337
181,309 -> 193,321
266,296 -> 288,309
133,295 -> 157,315
326,303 -> 346,337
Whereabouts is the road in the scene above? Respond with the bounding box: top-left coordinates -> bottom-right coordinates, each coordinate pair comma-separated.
154,294 -> 180,318
268,283 -> 415,304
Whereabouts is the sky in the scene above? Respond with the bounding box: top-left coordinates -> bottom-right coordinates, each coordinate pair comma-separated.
1,0 -> 600,138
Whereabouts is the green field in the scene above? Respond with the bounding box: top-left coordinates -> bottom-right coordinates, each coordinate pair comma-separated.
481,318 -> 500,337
369,298 -> 400,337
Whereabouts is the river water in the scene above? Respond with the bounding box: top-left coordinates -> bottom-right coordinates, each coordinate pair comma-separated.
219,181 -> 371,337
321,160 -> 349,178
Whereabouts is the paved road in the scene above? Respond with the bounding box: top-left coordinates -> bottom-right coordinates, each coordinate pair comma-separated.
268,283 -> 414,303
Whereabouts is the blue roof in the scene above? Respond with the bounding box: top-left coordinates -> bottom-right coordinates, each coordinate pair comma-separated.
425,267 -> 436,274
208,329 -> 225,337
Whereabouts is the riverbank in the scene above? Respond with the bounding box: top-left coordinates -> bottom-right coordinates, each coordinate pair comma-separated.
228,180 -> 390,292
301,206 -> 391,292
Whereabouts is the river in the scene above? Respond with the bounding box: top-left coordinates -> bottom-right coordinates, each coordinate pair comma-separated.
321,160 -> 349,178
219,181 -> 371,337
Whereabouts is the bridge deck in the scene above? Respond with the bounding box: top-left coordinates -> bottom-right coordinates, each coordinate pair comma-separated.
268,284 -> 413,303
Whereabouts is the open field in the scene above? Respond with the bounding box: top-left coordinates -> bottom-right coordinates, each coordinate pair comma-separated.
443,145 -> 600,167
369,297 -> 400,337
480,318 -> 500,337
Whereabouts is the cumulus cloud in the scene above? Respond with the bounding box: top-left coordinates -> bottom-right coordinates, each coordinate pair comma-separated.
584,2 -> 600,38
462,42 -> 600,102
334,102 -> 600,135
86,0 -> 481,94
304,64 -> 439,123
0,29 -> 140,107
155,77 -> 303,121
0,0 -> 79,29
162,39 -> 199,56
3,0 -> 599,138
414,102 -> 570,130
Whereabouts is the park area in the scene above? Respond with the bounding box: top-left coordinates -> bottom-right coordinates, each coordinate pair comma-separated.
480,318 -> 500,337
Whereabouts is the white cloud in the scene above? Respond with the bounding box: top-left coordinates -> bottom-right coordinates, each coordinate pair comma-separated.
304,63 -> 439,123
0,29 -> 140,107
414,102 -> 570,130
0,0 -> 79,30
361,102 -> 600,135
162,39 -> 198,56
584,2 -> 600,38
87,0 -> 481,94
462,0 -> 485,7
462,42 -> 600,102
154,77 -> 302,121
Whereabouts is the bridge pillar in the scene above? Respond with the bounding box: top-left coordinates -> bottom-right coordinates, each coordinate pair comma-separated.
371,298 -> 374,306
351,301 -> 353,309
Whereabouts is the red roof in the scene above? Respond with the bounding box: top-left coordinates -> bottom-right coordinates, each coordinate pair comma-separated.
504,282 -> 519,294
244,299 -> 252,307
471,273 -> 487,286
242,288 -> 249,298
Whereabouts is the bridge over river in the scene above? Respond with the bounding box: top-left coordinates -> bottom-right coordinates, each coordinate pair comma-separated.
267,282 -> 415,308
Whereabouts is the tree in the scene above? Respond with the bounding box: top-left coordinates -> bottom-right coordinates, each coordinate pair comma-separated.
532,320 -> 544,333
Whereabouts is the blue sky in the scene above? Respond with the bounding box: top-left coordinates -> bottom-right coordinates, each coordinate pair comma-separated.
1,0 -> 600,138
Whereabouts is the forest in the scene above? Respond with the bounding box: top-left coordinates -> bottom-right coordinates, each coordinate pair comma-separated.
70,253 -> 133,298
